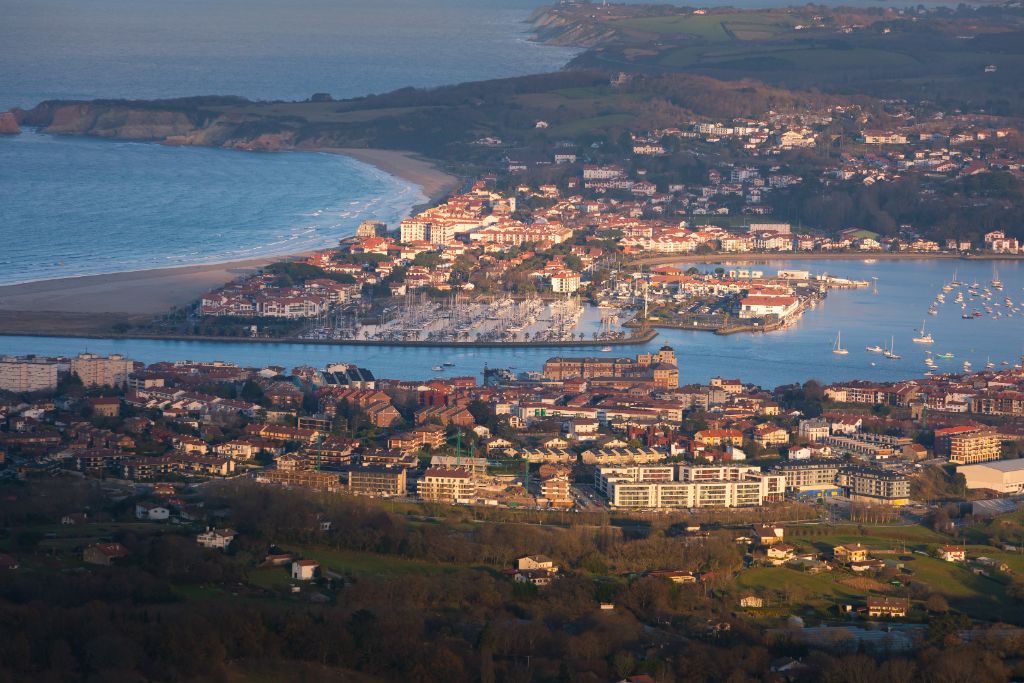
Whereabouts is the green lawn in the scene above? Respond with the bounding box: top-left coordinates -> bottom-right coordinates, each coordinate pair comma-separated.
291,546 -> 447,577
739,567 -> 861,599
771,523 -> 1023,622
550,114 -> 637,136
659,44 -> 919,72
614,13 -> 794,41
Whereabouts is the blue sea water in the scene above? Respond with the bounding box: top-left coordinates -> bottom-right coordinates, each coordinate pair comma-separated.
1,259 -> 1021,387
0,0 -> 581,111
0,129 -> 424,285
0,0 -> 582,285
1,0 -> 1019,385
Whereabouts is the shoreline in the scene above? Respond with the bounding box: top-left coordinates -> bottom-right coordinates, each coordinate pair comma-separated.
0,141 -> 461,334
632,252 -> 1024,266
313,147 -> 461,204
0,329 -> 658,349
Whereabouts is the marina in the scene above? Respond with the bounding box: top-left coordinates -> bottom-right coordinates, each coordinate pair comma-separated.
299,294 -> 627,344
2,258 -> 1021,387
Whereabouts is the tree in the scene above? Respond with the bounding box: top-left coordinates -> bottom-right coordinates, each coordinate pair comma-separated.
612,651 -> 636,678
925,594 -> 950,614
240,380 -> 264,403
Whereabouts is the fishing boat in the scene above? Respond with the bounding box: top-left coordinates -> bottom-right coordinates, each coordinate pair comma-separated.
912,320 -> 934,344
832,332 -> 849,356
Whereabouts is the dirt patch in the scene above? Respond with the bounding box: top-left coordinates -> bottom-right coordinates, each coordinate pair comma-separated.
839,576 -> 892,592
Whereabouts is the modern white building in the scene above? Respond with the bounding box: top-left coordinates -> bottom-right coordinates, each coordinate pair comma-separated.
598,464 -> 784,509
959,460 -> 1024,494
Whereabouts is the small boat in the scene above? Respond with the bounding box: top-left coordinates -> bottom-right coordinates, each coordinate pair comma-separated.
866,345 -> 884,353
985,358 -> 995,370
432,366 -> 444,372
600,346 -> 613,352
912,320 -> 933,344
963,361 -> 972,372
992,265 -> 1003,291
936,352 -> 954,359
883,336 -> 901,360
442,361 -> 455,367
832,332 -> 849,356
928,307 -> 938,316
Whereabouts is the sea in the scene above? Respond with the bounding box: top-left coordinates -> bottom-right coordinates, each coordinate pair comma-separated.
0,0 -> 579,285
1,0 -> 1019,387
1,259 -> 1021,388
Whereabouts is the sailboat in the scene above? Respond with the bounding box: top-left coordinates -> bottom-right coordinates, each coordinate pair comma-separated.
883,336 -> 901,360
912,320 -> 934,344
832,331 -> 849,355
991,265 -> 1003,291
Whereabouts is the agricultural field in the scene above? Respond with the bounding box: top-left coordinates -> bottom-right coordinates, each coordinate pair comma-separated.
768,522 -> 1024,622
613,12 -> 797,42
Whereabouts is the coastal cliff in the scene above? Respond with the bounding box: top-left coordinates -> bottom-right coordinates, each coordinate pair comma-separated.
0,111 -> 20,135
10,97 -> 378,152
11,98 -> 261,145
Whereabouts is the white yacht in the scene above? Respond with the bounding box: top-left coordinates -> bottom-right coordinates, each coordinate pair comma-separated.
832,331 -> 849,355
912,320 -> 934,344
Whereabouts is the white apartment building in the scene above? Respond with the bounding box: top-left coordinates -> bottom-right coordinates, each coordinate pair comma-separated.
0,356 -> 59,392
70,353 -> 137,388
417,468 -> 476,503
598,464 -> 784,508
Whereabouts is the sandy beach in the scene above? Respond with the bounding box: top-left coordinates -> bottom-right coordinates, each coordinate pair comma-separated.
319,147 -> 461,203
0,146 -> 460,335
0,257 -> 283,334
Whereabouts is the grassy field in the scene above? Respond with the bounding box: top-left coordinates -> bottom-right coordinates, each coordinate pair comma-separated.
777,523 -> 1024,622
290,546 -> 448,577
614,13 -> 794,42
659,44 -> 919,71
550,114 -> 637,137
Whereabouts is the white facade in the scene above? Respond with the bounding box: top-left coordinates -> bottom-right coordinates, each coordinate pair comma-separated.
959,460 -> 1024,494
607,476 -> 785,509
71,353 -> 136,388
0,356 -> 59,392
551,272 -> 581,294
197,528 -> 237,549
